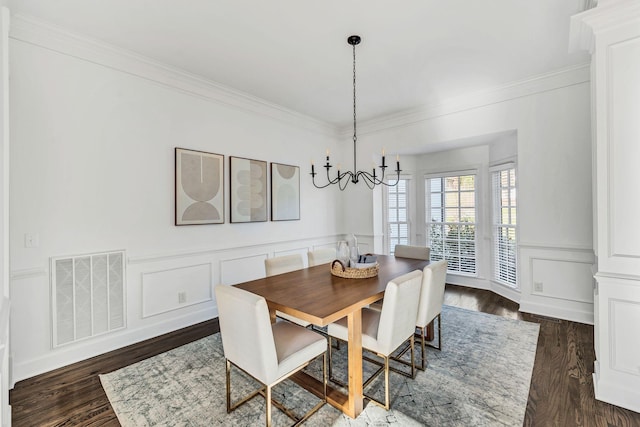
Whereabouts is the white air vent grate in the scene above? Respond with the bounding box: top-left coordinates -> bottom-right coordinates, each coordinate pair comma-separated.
51,250 -> 126,347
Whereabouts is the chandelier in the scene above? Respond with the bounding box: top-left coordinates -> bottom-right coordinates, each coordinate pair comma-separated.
311,35 -> 401,190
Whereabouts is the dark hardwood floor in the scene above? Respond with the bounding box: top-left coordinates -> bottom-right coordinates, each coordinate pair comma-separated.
10,285 -> 640,426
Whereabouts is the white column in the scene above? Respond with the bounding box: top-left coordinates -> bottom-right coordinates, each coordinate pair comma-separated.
0,5 -> 10,426
570,0 -> 640,413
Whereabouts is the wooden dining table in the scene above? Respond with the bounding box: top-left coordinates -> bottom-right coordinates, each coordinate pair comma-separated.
234,254 -> 429,418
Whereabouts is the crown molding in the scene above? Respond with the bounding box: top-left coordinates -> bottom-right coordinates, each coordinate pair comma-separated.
9,14 -> 594,142
346,63 -> 591,136
570,0 -> 640,53
339,63 -> 591,137
9,14 -> 339,138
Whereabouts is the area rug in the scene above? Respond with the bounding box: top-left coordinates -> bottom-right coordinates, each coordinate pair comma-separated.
100,306 -> 539,426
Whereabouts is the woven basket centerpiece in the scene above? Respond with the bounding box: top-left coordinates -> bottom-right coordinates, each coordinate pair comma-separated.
331,259 -> 379,279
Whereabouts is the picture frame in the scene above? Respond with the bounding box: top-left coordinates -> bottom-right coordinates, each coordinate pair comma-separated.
271,162 -> 300,221
175,148 -> 224,225
229,156 -> 268,223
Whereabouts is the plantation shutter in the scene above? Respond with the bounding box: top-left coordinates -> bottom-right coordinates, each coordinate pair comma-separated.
491,165 -> 518,287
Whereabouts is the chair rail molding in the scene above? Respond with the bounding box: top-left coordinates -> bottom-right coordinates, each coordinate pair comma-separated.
10,234 -> 343,382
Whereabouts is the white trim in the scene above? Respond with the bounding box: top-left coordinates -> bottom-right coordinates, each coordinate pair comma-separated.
9,15 -> 594,142
12,305 -> 215,383
340,64 -> 591,137
519,300 -> 594,325
424,168 -> 478,180
9,14 -> 338,138
488,161 -> 516,173
128,234 -> 344,264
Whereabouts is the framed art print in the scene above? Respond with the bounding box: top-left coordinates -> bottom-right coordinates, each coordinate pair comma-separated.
230,156 -> 268,223
175,148 -> 224,225
271,163 -> 300,221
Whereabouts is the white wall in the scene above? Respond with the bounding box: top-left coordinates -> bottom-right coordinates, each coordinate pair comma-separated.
0,5 -> 11,426
342,67 -> 595,324
8,21 -> 343,381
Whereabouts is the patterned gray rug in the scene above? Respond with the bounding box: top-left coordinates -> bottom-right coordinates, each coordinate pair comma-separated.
100,306 -> 539,426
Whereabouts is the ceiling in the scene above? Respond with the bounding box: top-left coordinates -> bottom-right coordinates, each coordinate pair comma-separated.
8,0 -> 592,128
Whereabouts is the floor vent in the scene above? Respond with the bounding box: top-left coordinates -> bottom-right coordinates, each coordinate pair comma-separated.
51,250 -> 126,347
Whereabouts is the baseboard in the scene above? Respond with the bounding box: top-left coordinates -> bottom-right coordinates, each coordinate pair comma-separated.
519,300 -> 594,325
446,275 -> 490,290
593,373 -> 640,414
12,306 -> 215,383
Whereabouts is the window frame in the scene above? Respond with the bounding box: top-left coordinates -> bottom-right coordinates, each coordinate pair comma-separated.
424,170 -> 478,277
490,163 -> 519,288
382,176 -> 411,255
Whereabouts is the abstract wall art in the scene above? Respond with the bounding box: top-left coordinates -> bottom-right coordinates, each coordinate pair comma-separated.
271,163 -> 300,221
230,156 -> 268,223
175,148 -> 224,225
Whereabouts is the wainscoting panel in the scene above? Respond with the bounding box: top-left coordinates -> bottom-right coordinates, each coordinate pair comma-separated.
609,298 -> 640,376
531,258 -> 594,303
519,244 -> 595,324
592,274 -> 640,413
219,253 -> 268,285
141,263 -> 212,318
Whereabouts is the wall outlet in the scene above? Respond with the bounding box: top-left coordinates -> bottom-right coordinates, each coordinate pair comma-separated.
24,233 -> 40,248
533,282 -> 544,292
178,292 -> 187,304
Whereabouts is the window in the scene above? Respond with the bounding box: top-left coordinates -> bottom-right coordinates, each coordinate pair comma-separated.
385,178 -> 410,254
492,166 -> 518,287
426,173 -> 476,275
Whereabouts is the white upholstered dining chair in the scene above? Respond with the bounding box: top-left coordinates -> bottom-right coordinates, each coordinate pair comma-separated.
215,285 -> 327,427
327,270 -> 423,410
264,254 -> 311,327
264,254 -> 304,276
369,244 -> 431,311
307,248 -> 336,266
390,259 -> 448,371
415,260 -> 447,369
394,244 -> 430,260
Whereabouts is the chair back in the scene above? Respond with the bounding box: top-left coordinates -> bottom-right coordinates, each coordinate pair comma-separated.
215,285 -> 278,384
376,270 -> 423,355
416,260 -> 448,328
394,244 -> 430,260
307,248 -> 336,266
265,254 -> 304,277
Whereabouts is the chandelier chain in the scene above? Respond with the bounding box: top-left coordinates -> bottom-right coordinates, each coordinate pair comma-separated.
353,43 -> 357,144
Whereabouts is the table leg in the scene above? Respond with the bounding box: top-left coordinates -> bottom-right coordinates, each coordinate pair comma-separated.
346,309 -> 364,418
268,307 -> 277,324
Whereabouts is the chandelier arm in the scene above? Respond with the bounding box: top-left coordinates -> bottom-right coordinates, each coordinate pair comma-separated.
310,34 -> 402,191
357,171 -> 378,190
311,172 -> 338,189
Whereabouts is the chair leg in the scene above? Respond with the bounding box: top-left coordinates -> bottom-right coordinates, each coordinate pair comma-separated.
322,351 -> 327,402
384,355 -> 390,410
420,326 -> 426,370
226,359 -> 232,413
328,337 -> 333,380
265,385 -> 272,427
410,335 -> 415,379
437,313 -> 442,350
